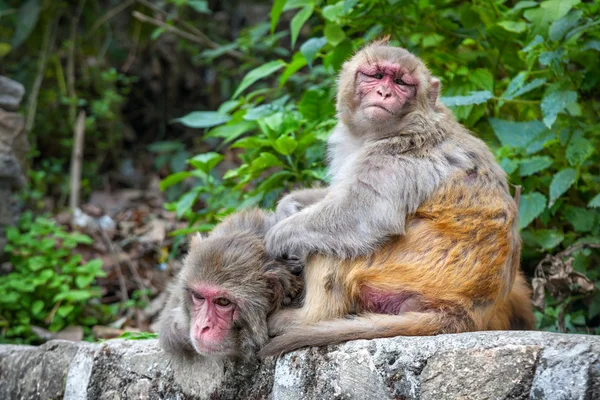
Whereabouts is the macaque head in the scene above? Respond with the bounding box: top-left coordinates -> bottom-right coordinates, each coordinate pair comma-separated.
336,39 -> 441,136
171,232 -> 299,360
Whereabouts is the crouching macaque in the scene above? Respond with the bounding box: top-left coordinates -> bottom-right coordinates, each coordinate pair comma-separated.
260,40 -> 534,356
158,209 -> 303,360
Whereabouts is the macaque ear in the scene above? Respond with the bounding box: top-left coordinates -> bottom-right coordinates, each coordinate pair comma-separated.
428,77 -> 441,106
189,233 -> 205,249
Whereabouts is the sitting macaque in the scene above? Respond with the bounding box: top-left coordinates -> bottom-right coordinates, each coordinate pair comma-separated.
157,209 -> 303,360
261,40 -> 534,356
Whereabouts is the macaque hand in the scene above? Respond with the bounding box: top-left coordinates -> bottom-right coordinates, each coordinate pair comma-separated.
265,214 -> 307,262
275,195 -> 303,221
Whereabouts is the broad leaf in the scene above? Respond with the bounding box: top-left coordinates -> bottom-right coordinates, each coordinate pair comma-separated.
11,0 -> 41,48
188,0 -> 212,14
290,5 -> 313,48
205,121 -> 257,143
532,229 -> 564,250
588,194 -> 600,208
441,91 -> 493,107
271,0 -> 287,34
519,156 -> 553,176
468,69 -> 494,92
176,191 -> 198,218
280,52 -> 308,86
188,152 -> 224,173
549,10 -> 582,41
322,1 -> 345,22
498,21 -> 528,33
324,23 -> 346,46
566,137 -> 594,166
232,60 -> 286,99
489,118 -> 546,150
174,111 -> 231,128
541,90 -> 577,128
519,192 -> 547,230
564,206 -> 596,232
300,37 -> 327,67
549,168 -> 577,206
274,135 -> 298,155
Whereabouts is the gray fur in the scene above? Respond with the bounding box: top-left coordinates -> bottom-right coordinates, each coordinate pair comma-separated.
265,45 -> 507,260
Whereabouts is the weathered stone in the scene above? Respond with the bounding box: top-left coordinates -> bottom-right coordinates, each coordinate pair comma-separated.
0,331 -> 599,399
0,76 -> 25,111
0,108 -> 28,180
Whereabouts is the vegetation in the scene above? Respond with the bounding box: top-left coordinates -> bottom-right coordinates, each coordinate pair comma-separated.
0,213 -> 105,343
1,0 -> 599,341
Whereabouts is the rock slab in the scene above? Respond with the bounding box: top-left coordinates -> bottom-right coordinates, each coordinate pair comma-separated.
0,331 -> 599,400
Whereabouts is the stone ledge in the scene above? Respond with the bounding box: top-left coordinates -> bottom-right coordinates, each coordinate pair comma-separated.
0,331 -> 598,399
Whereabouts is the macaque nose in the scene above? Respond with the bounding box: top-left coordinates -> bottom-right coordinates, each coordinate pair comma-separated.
376,86 -> 392,99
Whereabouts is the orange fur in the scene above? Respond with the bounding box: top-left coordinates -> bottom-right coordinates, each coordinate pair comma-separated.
261,168 -> 534,356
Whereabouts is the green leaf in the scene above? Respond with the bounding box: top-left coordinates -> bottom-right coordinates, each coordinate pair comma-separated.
250,152 -> 284,171
75,275 -> 95,289
300,37 -> 327,67
290,5 -> 313,48
11,0 -> 41,48
467,69 -> 494,92
176,191 -> 198,218
501,73 -> 546,100
322,1 -> 345,22
519,156 -> 553,176
498,21 -> 528,33
160,171 -> 192,191
518,192 -> 547,230
524,0 -> 581,31
53,291 -> 92,303
148,141 -> 184,153
173,111 -> 231,128
271,0 -> 287,34
232,60 -> 286,99
549,168 -> 577,207
205,121 -> 256,143
532,229 -> 564,250
549,10 -> 582,41
541,90 -> 577,128
31,300 -> 44,315
188,152 -> 224,173
441,91 -> 493,107
564,206 -> 597,232
274,135 -> 298,156
566,137 -> 594,166
489,118 -> 547,150
279,52 -> 308,86
28,256 -> 46,272
57,304 -> 75,317
0,43 -> 11,58
588,194 -> 600,208
324,23 -> 346,46
298,89 -> 335,121
500,158 -> 519,175
187,0 -> 212,14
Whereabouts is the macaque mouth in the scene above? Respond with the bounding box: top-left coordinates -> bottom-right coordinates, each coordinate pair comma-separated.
367,104 -> 394,114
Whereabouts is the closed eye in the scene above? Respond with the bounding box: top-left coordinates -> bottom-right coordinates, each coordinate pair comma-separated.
394,77 -> 408,85
372,72 -> 383,79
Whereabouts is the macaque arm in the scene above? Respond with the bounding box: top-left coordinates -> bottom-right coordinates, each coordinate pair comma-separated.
276,187 -> 329,221
266,143 -> 447,259
158,301 -> 194,357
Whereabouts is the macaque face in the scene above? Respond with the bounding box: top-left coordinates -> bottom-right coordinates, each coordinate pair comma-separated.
356,61 -> 419,122
187,283 -> 239,357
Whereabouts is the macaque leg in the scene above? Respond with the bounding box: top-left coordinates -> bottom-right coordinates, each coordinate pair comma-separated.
269,255 -> 352,335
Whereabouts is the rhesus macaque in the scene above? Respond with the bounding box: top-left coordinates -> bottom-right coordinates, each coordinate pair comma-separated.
158,209 -> 303,360
260,40 -> 534,356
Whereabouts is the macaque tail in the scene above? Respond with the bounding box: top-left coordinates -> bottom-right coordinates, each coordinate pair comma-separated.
259,312 -> 469,357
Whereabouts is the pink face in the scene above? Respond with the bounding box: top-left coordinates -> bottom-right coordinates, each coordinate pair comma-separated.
188,283 -> 238,355
356,62 -> 419,121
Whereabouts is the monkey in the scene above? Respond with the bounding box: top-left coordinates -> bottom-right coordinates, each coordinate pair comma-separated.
157,208 -> 303,360
260,40 -> 534,357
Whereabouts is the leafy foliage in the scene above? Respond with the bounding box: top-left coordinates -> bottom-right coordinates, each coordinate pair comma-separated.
164,0 -> 600,333
0,213 -> 105,343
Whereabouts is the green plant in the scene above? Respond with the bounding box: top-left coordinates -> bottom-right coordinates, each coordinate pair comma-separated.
0,212 -> 105,343
163,0 -> 600,332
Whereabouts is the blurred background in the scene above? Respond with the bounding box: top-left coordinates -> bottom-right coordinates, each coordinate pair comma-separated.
0,0 -> 598,344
